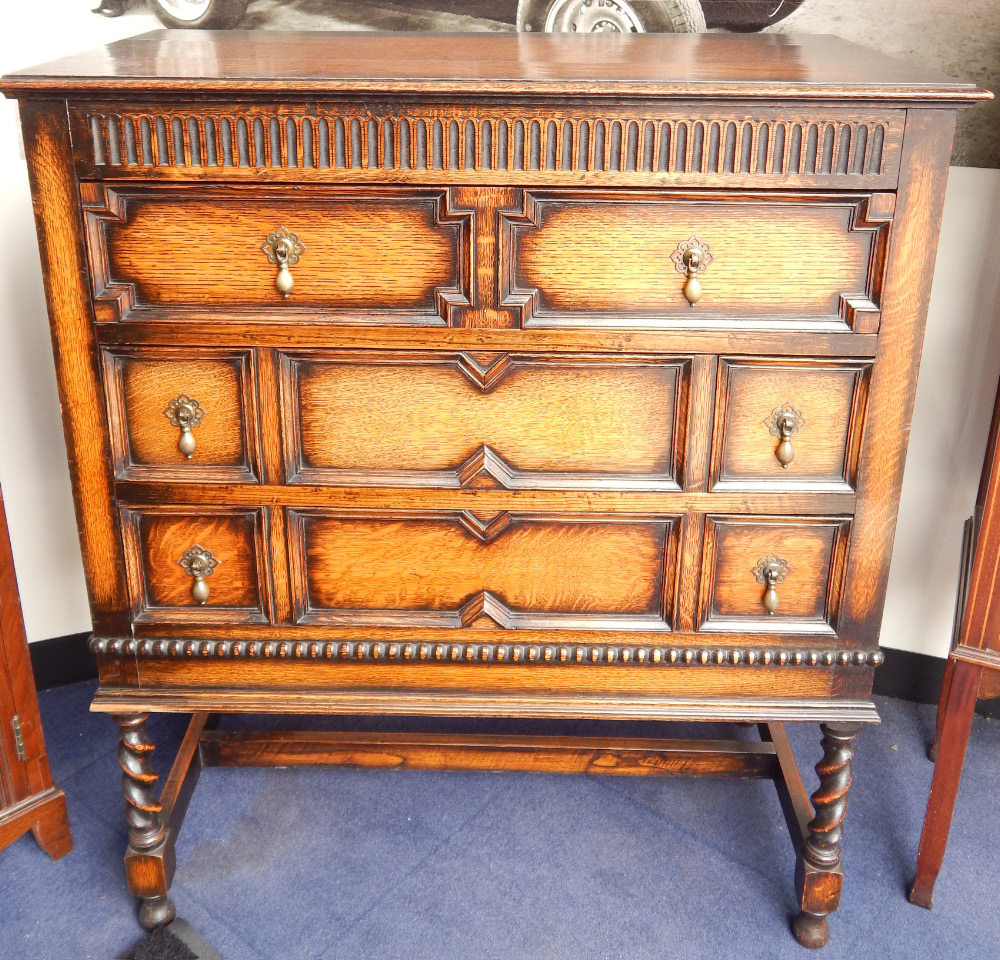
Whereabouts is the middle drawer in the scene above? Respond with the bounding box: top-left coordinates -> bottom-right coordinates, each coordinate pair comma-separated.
281,351 -> 689,490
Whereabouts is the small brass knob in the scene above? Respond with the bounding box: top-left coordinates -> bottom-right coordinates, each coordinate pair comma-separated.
670,236 -> 714,307
262,226 -> 305,299
753,554 -> 791,616
164,394 -> 205,460
766,405 -> 805,470
177,545 -> 218,605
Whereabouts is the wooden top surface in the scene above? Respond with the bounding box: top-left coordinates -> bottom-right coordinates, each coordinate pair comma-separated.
1,30 -> 990,102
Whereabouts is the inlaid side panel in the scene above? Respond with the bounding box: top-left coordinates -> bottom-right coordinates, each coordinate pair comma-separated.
103,348 -> 259,482
82,185 -> 471,324
289,510 -> 678,629
712,358 -> 871,492
503,191 -> 893,330
699,516 -> 851,635
283,352 -> 688,489
120,507 -> 270,624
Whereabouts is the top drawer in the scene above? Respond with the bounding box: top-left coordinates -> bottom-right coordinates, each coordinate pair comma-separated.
81,185 -> 469,324
502,191 -> 893,332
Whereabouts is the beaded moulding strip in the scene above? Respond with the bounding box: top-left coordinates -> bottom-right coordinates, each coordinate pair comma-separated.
92,637 -> 884,668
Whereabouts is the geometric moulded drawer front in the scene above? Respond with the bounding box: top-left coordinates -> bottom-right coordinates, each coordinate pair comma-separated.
102,348 -> 259,482
698,516 -> 851,636
503,192 -> 892,330
119,507 -> 270,624
283,352 -> 687,489
288,510 -> 679,629
83,186 -> 468,324
712,358 -> 872,493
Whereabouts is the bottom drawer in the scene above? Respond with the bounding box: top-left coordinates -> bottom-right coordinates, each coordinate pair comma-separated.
698,516 -> 851,635
120,507 -> 270,624
288,509 -> 680,631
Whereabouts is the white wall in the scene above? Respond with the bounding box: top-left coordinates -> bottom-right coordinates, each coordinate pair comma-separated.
1,4 -> 999,656
0,3 -> 159,643
882,167 -> 1000,654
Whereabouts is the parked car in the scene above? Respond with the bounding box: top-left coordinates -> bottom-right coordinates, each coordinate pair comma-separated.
149,0 -> 249,28
519,1 -> 810,32
145,0 -> 809,32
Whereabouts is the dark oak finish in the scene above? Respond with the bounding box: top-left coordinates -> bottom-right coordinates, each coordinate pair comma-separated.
2,31 -> 987,946
0,486 -> 72,860
910,377 -> 1000,908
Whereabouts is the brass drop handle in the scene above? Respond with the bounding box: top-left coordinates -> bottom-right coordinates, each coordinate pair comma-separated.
671,235 -> 714,307
261,226 -> 305,299
164,394 -> 205,459
766,404 -> 805,469
753,554 -> 791,616
177,544 -> 218,605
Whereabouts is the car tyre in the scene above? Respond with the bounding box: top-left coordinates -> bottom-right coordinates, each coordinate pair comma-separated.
151,0 -> 249,29
517,0 -> 707,34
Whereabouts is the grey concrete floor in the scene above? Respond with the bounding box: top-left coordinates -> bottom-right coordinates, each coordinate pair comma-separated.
130,0 -> 998,166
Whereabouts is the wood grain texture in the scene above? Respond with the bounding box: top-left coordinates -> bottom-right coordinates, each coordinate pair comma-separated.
18,101 -> 129,636
199,729 -> 779,778
700,517 -> 851,633
286,352 -> 685,488
93,319 -> 879,358
838,110 -> 959,647
4,33 -> 980,942
120,507 -> 269,624
0,485 -> 73,857
505,192 -> 884,327
3,32 -> 987,102
67,102 -> 907,195
125,655 -> 841,701
713,358 -> 871,492
112,481 -> 857,517
290,510 -> 676,629
87,186 -> 469,323
103,348 -> 257,482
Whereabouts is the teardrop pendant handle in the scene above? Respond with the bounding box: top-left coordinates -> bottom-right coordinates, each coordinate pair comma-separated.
671,236 -> 714,307
262,226 -> 305,299
178,545 -> 218,606
753,554 -> 791,616
164,394 -> 205,460
767,405 -> 805,470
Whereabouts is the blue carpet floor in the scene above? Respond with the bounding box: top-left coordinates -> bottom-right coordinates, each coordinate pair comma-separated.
2,680 -> 998,959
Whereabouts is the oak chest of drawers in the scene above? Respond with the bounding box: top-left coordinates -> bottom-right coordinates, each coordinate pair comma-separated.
3,30 -> 987,948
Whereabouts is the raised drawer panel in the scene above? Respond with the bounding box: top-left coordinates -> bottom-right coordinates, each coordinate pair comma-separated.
289,510 -> 678,629
283,352 -> 687,489
83,186 -> 469,323
699,516 -> 851,635
120,508 -> 269,624
503,192 -> 891,330
712,358 -> 871,492
103,349 -> 258,481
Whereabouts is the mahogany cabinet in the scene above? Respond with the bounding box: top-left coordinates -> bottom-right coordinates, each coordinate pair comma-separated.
1,30 -> 988,948
0,486 -> 72,860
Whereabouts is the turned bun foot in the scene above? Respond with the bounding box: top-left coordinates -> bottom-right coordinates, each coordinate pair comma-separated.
792,912 -> 830,949
138,894 -> 176,931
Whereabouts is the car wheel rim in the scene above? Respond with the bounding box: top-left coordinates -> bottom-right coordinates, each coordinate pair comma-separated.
156,0 -> 213,21
544,0 -> 647,33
